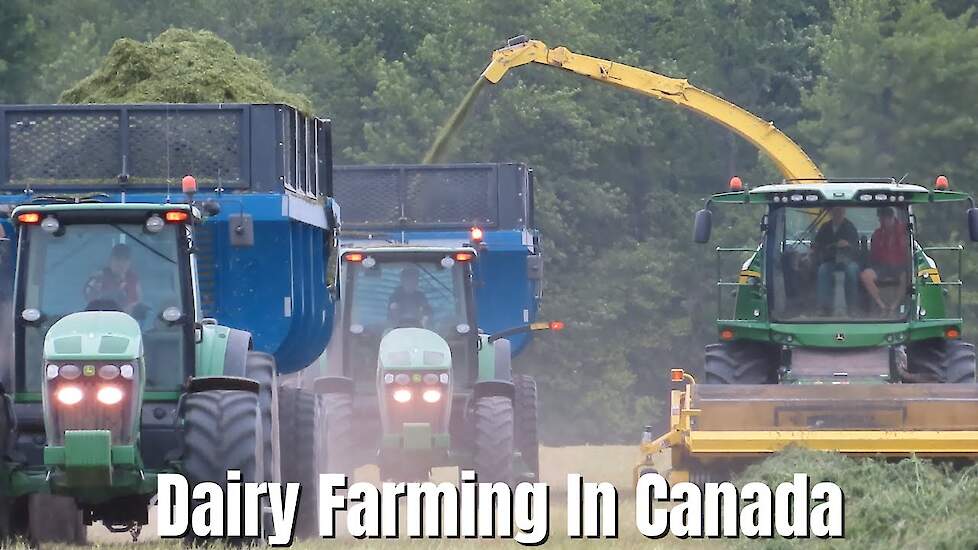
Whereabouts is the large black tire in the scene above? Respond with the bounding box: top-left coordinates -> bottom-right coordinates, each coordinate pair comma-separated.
908,339 -> 977,383
182,390 -> 261,542
704,342 -> 777,384
28,494 -> 86,544
279,387 -> 321,540
245,351 -> 278,482
470,396 -> 514,485
512,374 -> 539,483
322,392 -> 355,477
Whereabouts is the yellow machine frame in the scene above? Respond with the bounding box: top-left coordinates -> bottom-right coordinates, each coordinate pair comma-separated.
482,37 -> 824,181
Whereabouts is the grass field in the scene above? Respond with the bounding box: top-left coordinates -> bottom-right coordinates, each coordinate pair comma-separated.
33,445 -> 705,550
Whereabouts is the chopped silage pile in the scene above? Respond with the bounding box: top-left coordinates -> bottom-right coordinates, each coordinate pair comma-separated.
60,28 -> 310,110
736,447 -> 978,549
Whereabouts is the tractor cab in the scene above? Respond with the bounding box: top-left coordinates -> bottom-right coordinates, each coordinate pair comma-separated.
694,178 -> 978,384
10,203 -> 197,462
336,247 -> 479,397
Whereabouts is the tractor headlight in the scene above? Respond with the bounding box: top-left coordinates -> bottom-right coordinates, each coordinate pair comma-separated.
392,389 -> 412,403
43,360 -> 140,445
55,386 -> 84,406
422,389 -> 442,403
96,386 -> 124,405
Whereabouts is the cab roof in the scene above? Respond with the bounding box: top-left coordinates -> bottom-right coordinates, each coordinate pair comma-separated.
712,180 -> 971,204
10,202 -> 198,222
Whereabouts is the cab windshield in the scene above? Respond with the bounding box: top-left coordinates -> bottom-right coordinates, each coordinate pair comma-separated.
342,256 -> 475,391
18,222 -> 190,392
768,205 -> 912,322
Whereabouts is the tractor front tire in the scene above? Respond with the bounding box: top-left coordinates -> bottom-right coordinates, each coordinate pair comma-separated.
704,342 -> 777,384
908,339 -> 976,383
279,387 -> 321,539
471,396 -> 514,485
512,374 -> 539,483
182,390 -> 261,542
28,494 -> 85,544
246,351 -> 278,482
323,392 -> 356,477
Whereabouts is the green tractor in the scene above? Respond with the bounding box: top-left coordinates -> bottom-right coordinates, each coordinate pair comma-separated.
0,201 -> 320,543
316,246 -> 554,483
639,177 -> 978,483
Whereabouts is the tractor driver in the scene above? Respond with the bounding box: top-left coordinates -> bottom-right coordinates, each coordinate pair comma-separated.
813,206 -> 860,315
388,266 -> 432,326
84,243 -> 142,313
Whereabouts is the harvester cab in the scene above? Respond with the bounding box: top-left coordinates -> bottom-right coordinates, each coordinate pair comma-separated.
0,104 -> 335,542
318,163 -> 550,484
638,177 -> 978,485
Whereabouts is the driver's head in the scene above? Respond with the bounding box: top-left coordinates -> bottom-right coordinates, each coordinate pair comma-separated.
109,243 -> 131,275
400,266 -> 420,291
877,206 -> 896,227
830,206 -> 847,224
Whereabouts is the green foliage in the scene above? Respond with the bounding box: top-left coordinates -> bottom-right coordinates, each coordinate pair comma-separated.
740,448 -> 978,548
60,29 -> 311,110
7,0 -> 978,444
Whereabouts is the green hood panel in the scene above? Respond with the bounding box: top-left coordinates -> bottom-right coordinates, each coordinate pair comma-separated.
771,322 -> 908,348
378,328 -> 451,371
44,312 -> 142,361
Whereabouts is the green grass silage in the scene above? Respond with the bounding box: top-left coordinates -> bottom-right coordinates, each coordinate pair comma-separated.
737,447 -> 978,549
60,28 -> 311,110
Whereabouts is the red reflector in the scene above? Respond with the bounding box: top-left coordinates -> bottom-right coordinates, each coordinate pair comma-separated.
549,320 -> 565,331
454,252 -> 474,261
946,327 -> 961,339
470,227 -> 484,242
935,175 -> 949,190
345,253 -> 364,262
720,328 -> 735,341
17,212 -> 41,224
670,369 -> 684,382
164,211 -> 189,223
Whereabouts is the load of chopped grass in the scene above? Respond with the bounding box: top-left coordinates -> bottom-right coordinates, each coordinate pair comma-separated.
736,447 -> 978,549
60,28 -> 311,111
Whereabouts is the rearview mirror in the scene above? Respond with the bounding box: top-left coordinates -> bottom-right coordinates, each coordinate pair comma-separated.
968,208 -> 978,242
693,209 -> 712,243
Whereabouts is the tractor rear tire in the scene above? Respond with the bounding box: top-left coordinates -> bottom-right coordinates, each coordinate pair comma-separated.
323,392 -> 356,477
182,390 -> 261,542
246,351 -> 278,482
279,387 -> 321,540
908,339 -> 976,383
704,342 -> 777,384
512,374 -> 539,483
471,396 -> 514,485
28,494 -> 85,544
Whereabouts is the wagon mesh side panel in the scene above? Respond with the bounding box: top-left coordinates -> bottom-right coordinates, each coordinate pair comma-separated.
6,110 -> 120,186
128,111 -> 242,186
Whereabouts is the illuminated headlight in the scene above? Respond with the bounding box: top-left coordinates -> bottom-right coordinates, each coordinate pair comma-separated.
875,193 -> 887,201
46,364 -> 59,380
383,373 -> 395,384
790,194 -> 803,202
422,389 -> 442,403
96,386 -> 124,405
392,389 -> 412,403
439,373 -> 449,384
56,386 -> 84,406
98,364 -> 120,379
120,364 -> 134,379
